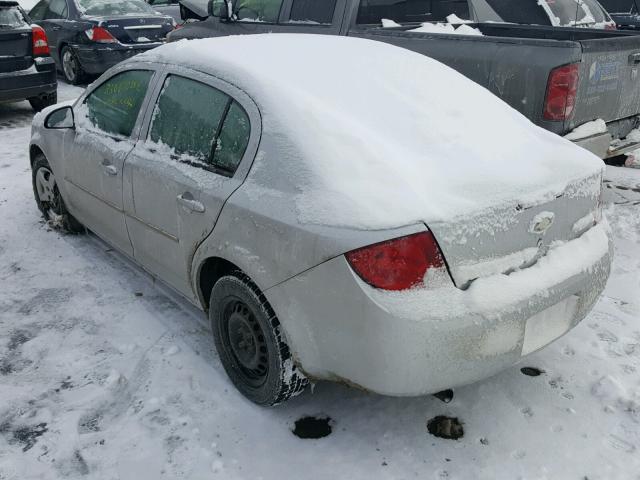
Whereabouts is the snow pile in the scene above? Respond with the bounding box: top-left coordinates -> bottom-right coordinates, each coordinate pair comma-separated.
564,118 -> 608,140
138,35 -> 603,229
408,22 -> 482,36
381,18 -> 401,28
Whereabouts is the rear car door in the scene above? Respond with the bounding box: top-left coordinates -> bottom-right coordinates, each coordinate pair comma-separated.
0,3 -> 32,74
41,0 -> 69,61
63,66 -> 159,256
123,66 -> 260,298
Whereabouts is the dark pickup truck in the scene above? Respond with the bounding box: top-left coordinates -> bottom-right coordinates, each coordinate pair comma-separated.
0,0 -> 56,111
170,0 -> 640,160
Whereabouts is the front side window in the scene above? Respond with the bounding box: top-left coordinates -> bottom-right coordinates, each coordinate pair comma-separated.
235,0 -> 283,22
83,70 -> 153,137
356,0 -> 469,25
289,0 -> 336,23
148,75 -> 229,165
76,0 -> 157,16
47,0 -> 68,18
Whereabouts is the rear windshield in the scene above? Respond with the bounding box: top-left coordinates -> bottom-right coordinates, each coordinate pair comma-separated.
76,0 -> 157,16
598,0 -> 638,14
356,0 -> 470,25
485,0 -> 608,26
0,5 -> 27,27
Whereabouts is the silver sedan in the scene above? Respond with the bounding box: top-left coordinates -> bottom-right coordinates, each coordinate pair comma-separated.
29,34 -> 612,406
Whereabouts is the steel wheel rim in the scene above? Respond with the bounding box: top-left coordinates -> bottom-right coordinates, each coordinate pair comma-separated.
35,167 -> 62,214
222,298 -> 269,387
62,50 -> 76,82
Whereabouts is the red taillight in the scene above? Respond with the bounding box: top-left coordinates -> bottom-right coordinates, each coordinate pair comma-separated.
543,63 -> 580,121
345,231 -> 447,291
31,25 -> 49,56
85,26 -> 117,43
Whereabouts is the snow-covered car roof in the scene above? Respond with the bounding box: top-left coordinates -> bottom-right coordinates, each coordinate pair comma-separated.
135,34 -> 603,229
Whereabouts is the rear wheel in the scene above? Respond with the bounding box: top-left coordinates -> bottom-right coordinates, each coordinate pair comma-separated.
210,273 -> 308,406
32,154 -> 84,233
61,46 -> 85,85
28,92 -> 57,112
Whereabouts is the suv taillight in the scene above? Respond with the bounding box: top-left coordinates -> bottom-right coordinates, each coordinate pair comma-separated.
345,231 -> 448,291
543,63 -> 580,121
31,25 -> 49,56
85,26 -> 117,43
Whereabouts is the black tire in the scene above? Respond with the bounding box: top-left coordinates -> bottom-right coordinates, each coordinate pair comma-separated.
28,92 -> 58,112
32,154 -> 84,234
60,46 -> 86,85
210,272 -> 308,406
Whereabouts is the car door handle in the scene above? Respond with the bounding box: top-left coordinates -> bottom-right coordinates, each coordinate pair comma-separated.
177,193 -> 205,213
101,161 -> 118,176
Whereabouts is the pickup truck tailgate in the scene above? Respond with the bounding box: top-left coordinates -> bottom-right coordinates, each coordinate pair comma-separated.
571,35 -> 640,130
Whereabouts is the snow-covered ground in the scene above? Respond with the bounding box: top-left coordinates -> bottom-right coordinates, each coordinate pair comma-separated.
1,81 -> 640,479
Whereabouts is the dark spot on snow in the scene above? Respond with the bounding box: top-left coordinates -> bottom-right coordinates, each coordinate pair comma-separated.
292,416 -> 332,439
479,437 -> 489,446
427,416 -> 464,440
135,292 -> 144,297
520,367 -> 544,377
8,330 -> 33,351
433,389 -> 454,403
74,450 -> 90,475
0,358 -> 13,375
3,422 -> 48,452
382,461 -> 388,466
78,413 -> 102,433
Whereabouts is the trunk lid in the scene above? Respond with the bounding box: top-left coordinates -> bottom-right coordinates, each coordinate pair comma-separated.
428,172 -> 603,288
570,34 -> 640,131
90,15 -> 173,44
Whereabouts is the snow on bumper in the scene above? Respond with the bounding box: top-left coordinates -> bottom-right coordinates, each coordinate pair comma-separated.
265,221 -> 613,396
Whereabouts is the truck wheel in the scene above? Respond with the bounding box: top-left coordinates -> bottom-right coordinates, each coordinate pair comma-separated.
209,272 -> 308,406
28,92 -> 58,112
61,46 -> 85,85
32,154 -> 84,233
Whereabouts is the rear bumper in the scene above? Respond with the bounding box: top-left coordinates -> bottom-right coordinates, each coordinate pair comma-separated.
265,221 -> 613,396
0,58 -> 57,102
73,43 -> 163,75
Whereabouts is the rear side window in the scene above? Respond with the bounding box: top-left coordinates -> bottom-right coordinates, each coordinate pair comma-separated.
29,0 -> 50,21
83,70 -> 153,137
599,0 -> 637,14
47,0 -> 68,18
356,0 -> 470,25
0,6 -> 28,27
214,102 -> 251,173
289,0 -> 336,24
148,75 -> 229,166
148,74 -> 251,175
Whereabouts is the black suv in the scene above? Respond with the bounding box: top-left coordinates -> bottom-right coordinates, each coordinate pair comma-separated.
0,1 -> 57,111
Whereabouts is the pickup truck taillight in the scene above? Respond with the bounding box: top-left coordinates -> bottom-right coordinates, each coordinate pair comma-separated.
31,25 -> 50,56
543,63 -> 580,121
85,27 -> 118,43
345,231 -> 447,291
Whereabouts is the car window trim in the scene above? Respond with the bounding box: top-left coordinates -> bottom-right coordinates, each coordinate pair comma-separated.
137,64 -> 262,183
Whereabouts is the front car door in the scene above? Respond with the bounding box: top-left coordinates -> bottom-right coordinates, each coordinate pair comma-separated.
123,66 -> 260,299
62,65 -> 160,256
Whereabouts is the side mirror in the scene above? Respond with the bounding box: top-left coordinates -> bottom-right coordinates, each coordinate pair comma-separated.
45,106 -> 74,129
